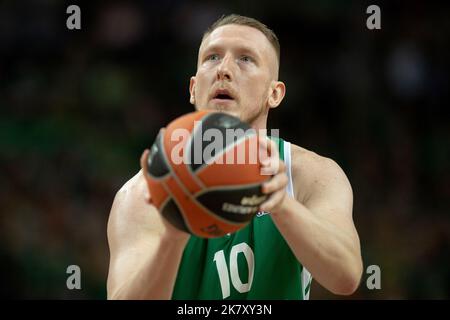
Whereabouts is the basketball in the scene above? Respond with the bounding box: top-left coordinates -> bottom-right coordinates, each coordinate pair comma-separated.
145,110 -> 270,238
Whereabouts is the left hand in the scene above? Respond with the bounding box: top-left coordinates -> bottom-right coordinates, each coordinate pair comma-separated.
258,137 -> 289,213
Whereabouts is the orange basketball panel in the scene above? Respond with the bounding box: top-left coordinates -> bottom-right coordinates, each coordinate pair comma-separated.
165,176 -> 246,238
196,137 -> 269,187
146,176 -> 170,208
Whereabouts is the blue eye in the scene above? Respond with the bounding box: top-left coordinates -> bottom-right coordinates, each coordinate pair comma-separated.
240,56 -> 253,63
207,54 -> 220,61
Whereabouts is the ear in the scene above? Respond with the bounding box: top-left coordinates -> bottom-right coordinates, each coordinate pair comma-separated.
189,76 -> 196,105
268,81 -> 286,109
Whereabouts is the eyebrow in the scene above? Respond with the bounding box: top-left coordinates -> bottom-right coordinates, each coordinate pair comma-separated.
201,43 -> 262,61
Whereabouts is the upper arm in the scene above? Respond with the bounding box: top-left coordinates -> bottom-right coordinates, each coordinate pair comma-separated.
107,171 -> 165,251
292,148 -> 357,241
106,171 -> 165,295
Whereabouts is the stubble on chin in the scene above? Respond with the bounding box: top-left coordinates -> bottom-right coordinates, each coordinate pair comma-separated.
195,102 -> 264,125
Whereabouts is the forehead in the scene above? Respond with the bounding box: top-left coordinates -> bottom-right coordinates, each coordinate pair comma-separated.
200,24 -> 275,59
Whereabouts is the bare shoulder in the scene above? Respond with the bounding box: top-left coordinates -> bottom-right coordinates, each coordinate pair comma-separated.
107,170 -> 164,250
289,144 -> 353,204
117,170 -> 148,202
110,170 -> 150,222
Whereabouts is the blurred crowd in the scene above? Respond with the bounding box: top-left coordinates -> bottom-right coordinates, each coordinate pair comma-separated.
0,0 -> 449,299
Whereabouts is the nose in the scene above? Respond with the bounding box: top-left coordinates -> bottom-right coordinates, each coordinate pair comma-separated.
216,55 -> 233,82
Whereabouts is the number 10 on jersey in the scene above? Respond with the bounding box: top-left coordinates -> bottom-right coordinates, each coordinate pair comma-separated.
213,242 -> 255,299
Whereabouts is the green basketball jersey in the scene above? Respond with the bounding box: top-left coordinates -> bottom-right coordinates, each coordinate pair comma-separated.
172,137 -> 312,300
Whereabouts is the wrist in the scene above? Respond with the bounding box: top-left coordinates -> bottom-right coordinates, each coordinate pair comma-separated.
160,227 -> 191,246
270,192 -> 291,217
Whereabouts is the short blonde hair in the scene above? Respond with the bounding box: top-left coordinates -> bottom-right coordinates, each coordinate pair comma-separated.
202,14 -> 280,63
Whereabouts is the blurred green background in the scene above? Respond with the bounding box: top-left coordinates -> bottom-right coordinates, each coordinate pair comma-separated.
0,0 -> 449,299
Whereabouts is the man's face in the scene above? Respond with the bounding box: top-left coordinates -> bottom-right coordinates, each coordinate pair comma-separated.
190,24 -> 280,124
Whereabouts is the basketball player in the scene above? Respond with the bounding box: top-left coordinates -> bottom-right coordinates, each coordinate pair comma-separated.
107,14 -> 363,299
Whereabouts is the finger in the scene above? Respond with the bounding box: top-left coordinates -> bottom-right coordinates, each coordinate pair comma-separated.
262,172 -> 288,194
257,131 -> 268,144
259,138 -> 280,170
258,135 -> 279,156
140,149 -> 153,203
277,159 -> 286,173
261,156 -> 285,177
265,137 -> 279,158
140,149 -> 150,177
260,190 -> 285,212
144,191 -> 151,204
258,136 -> 271,166
259,137 -> 278,159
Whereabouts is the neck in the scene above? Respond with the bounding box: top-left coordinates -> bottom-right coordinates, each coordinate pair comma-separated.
248,110 -> 268,132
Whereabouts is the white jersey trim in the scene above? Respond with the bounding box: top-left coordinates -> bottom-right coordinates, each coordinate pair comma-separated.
283,139 -> 313,300
283,141 -> 295,198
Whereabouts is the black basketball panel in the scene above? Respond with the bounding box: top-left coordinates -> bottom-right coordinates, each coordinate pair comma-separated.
147,131 -> 171,178
195,184 -> 267,223
188,112 -> 256,172
160,198 -> 190,234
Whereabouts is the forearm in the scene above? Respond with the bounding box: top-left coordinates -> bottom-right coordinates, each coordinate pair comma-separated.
271,196 -> 362,295
109,235 -> 189,300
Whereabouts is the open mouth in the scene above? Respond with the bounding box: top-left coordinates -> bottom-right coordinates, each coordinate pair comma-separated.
212,89 -> 235,102
214,93 -> 233,100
